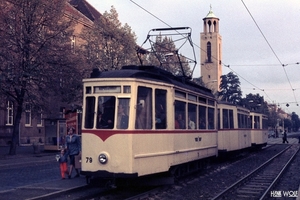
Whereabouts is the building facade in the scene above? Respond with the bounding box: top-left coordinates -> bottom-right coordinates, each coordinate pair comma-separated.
0,0 -> 100,146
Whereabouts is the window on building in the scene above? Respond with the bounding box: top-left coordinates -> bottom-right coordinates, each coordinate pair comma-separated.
71,35 -> 76,53
37,109 -> 43,127
25,103 -> 31,126
6,101 -> 13,125
207,42 -> 212,62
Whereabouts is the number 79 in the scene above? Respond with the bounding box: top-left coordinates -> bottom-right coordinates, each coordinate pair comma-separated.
86,157 -> 92,163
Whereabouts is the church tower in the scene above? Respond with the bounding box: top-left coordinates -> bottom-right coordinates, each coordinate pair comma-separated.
200,6 -> 222,93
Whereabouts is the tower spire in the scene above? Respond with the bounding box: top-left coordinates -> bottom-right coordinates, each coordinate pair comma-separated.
200,7 -> 222,93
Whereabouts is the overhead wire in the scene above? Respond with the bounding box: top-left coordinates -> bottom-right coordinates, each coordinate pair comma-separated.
129,0 -> 298,109
224,65 -> 272,102
129,0 -> 268,96
241,0 -> 298,106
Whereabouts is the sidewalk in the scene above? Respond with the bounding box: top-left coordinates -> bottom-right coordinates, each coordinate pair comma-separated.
0,145 -> 87,200
0,175 -> 86,200
0,144 -> 48,157
267,135 -> 299,144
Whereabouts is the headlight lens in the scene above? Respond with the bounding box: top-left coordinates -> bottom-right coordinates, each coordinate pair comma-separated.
98,153 -> 108,164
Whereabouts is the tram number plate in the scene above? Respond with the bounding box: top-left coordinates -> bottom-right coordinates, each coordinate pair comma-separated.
86,157 -> 93,163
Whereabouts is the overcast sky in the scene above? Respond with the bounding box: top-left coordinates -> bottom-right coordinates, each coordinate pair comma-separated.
87,0 -> 300,115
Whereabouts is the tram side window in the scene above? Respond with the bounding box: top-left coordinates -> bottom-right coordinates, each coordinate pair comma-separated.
262,117 -> 268,129
238,114 -> 248,128
238,114 -> 246,128
254,116 -> 260,129
222,109 -> 233,129
135,86 -> 152,129
223,109 -> 228,129
175,100 -> 186,129
155,89 -> 166,129
117,98 -> 130,129
84,97 -> 95,129
97,96 -> 115,129
244,114 -> 249,128
229,110 -> 233,128
217,109 -> 220,129
208,107 -> 215,129
199,105 -> 206,129
188,103 -> 196,129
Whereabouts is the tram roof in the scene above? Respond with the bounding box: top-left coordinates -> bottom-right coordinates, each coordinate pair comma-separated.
90,65 -> 214,98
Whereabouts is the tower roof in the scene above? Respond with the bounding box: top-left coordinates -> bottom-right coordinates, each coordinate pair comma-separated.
204,5 -> 218,19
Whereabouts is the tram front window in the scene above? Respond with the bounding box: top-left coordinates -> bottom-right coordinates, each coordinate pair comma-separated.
96,96 -> 116,129
84,97 -> 95,129
117,98 -> 130,129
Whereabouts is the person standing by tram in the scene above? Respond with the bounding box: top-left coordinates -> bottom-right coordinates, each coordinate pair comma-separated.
56,148 -> 69,179
66,127 -> 81,178
282,130 -> 289,143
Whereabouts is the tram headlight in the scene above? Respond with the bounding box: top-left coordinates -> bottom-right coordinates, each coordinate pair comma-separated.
98,153 -> 108,164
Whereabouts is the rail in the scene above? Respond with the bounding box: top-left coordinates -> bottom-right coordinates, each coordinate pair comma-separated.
211,145 -> 300,199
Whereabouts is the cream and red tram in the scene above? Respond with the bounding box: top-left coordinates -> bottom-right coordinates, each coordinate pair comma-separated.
217,102 -> 252,153
250,112 -> 268,148
81,65 -> 218,180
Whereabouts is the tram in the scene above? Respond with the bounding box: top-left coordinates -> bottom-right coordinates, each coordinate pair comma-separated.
80,27 -> 268,182
81,65 -> 218,179
250,112 -> 268,148
217,102 -> 252,153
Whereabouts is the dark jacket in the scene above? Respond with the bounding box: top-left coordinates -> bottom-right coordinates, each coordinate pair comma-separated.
59,153 -> 68,163
66,134 -> 81,156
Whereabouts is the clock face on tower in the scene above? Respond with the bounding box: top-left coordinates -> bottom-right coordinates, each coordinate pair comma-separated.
205,63 -> 213,70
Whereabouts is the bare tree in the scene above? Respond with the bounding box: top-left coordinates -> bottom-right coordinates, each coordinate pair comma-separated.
0,0 -> 82,155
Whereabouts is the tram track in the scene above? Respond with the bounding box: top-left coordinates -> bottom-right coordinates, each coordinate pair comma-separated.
11,145 -> 299,200
211,145 -> 300,200
57,145 -> 293,200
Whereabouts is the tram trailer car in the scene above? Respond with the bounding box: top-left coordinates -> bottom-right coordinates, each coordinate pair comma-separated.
81,65 -> 218,181
250,112 -> 268,148
217,102 -> 252,154
217,103 -> 268,154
